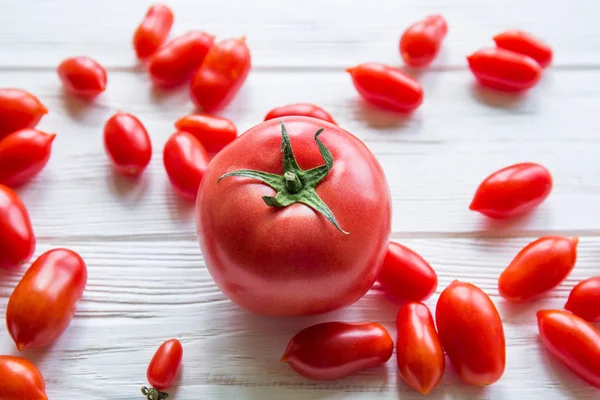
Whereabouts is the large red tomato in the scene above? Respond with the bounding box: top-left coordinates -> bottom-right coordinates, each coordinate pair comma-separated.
195,116 -> 391,316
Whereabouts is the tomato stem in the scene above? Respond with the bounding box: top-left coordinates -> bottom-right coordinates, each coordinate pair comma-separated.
218,120 -> 349,234
141,386 -> 169,399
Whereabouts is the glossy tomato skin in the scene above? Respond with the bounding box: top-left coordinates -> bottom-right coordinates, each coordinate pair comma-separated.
377,241 -> 437,302
264,103 -> 337,125
57,57 -> 107,98
435,280 -> 506,386
0,89 -> 48,140
494,30 -> 553,68
103,112 -> 152,176
163,131 -> 210,200
281,322 -> 393,381
174,113 -> 237,154
133,4 -> 174,59
0,356 -> 47,400
190,37 -> 251,113
467,48 -> 542,92
196,117 -> 392,316
470,162 -> 552,218
400,15 -> 448,67
396,302 -> 444,395
346,63 -> 423,112
147,339 -> 183,390
537,310 -> 600,388
0,129 -> 56,187
0,185 -> 35,268
499,236 -> 578,303
7,248 -> 87,351
565,277 -> 600,322
148,31 -> 215,88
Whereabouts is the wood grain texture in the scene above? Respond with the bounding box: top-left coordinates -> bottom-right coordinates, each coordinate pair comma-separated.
1,0 -> 599,398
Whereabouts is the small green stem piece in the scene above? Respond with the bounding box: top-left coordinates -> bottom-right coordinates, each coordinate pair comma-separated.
141,386 -> 169,400
218,121 -> 349,234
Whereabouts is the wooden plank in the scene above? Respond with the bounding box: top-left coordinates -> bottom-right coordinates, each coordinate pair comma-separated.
0,237 -> 597,399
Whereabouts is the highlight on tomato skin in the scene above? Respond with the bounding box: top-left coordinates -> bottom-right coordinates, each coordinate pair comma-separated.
399,14 -> 448,67
498,236 -> 578,303
564,276 -> 600,322
469,162 -> 552,219
57,56 -> 108,98
0,88 -> 48,140
0,129 -> 56,187
280,322 -> 394,381
466,48 -> 543,92
264,103 -> 337,125
537,309 -> 600,389
493,30 -> 553,68
133,3 -> 174,59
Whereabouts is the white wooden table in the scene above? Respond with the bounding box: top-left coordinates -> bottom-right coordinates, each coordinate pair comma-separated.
1,1 -> 599,398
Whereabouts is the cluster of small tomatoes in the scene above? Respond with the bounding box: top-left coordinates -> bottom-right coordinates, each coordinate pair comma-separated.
0,4 -> 598,400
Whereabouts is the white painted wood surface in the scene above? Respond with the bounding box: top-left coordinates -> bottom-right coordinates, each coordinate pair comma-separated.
0,0 -> 599,398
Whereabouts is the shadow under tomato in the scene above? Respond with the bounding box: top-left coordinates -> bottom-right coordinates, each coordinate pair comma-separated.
350,98 -> 418,130
165,182 -> 196,223
470,82 -> 531,110
472,209 -> 543,238
148,81 -> 192,106
497,298 -> 554,325
59,89 -> 106,122
105,167 -> 150,204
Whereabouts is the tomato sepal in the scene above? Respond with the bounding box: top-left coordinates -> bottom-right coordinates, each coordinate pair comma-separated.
141,386 -> 169,399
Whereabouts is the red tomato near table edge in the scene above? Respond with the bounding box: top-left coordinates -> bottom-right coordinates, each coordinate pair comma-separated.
400,14 -> 448,67
0,88 -> 48,140
142,338 -> 183,398
190,37 -> 251,113
0,129 -> 56,187
133,4 -> 174,59
148,31 -> 215,88
537,309 -> 600,388
377,241 -> 438,302
396,302 -> 445,395
196,117 -> 392,316
470,162 -> 552,218
264,103 -> 337,125
174,113 -> 238,154
346,63 -> 423,112
494,30 -> 553,68
0,185 -> 35,268
498,236 -> 578,303
467,48 -> 542,92
57,56 -> 107,97
435,280 -> 506,386
7,248 -> 87,351
0,355 -> 47,400
281,322 -> 393,381
565,276 -> 600,322
163,131 -> 210,200
103,112 -> 152,176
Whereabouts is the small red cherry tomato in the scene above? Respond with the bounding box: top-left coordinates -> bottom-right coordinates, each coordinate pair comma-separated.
281,322 -> 393,381
435,280 -> 506,386
142,338 -> 183,398
498,236 -> 578,303
133,4 -> 174,59
163,131 -> 210,200
377,241 -> 437,302
493,30 -> 553,68
0,89 -> 48,140
564,277 -> 600,322
57,56 -> 107,98
264,103 -> 337,125
7,248 -> 87,351
396,302 -> 444,395
467,48 -> 542,92
537,309 -> 600,388
0,129 -> 56,187
190,37 -> 252,113
0,355 -> 47,400
399,15 -> 448,67
0,185 -> 35,269
174,113 -> 237,154
148,31 -> 215,88
103,112 -> 152,176
346,63 -> 423,112
469,162 -> 552,219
